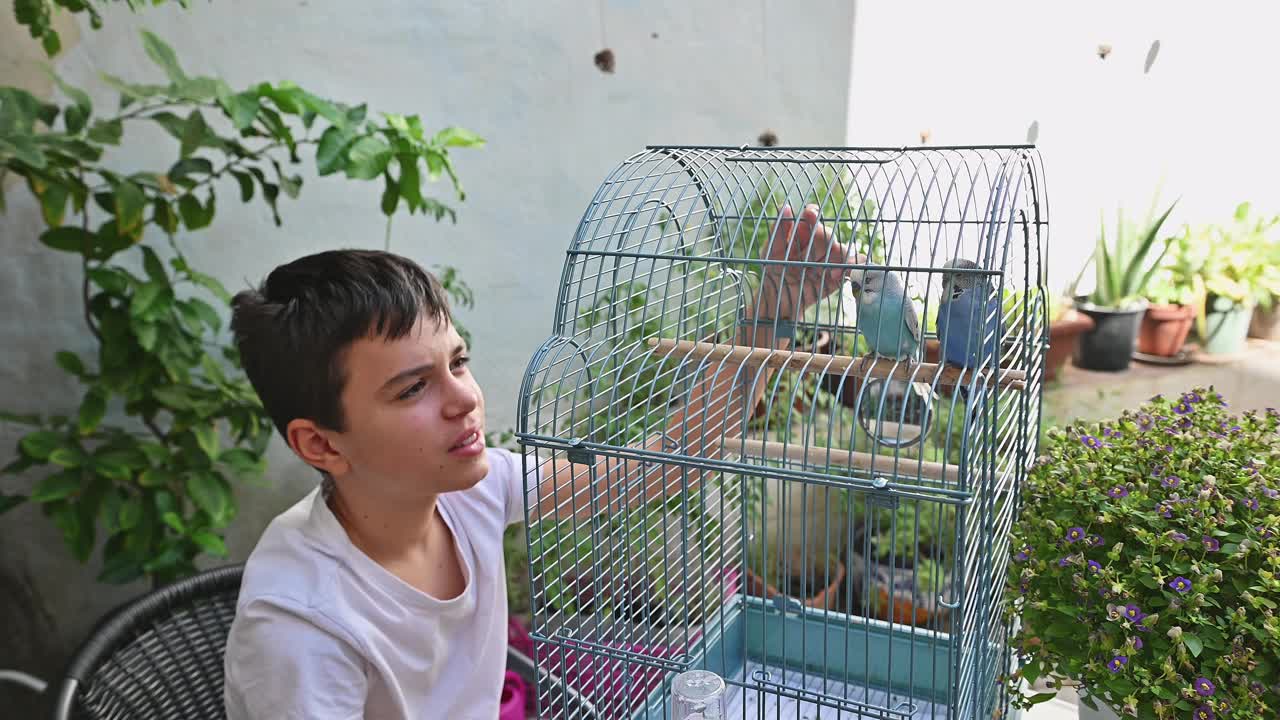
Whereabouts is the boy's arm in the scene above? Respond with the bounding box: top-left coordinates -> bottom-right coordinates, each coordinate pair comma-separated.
532,204 -> 863,521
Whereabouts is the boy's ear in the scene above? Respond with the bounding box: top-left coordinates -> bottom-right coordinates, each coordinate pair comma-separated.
286,419 -> 350,477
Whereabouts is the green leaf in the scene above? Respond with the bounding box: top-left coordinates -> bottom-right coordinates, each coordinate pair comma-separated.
88,267 -> 130,295
37,181 -> 69,226
134,320 -> 158,350
87,119 -> 123,145
55,351 -> 85,376
193,423 -> 220,459
180,110 -> 208,158
231,170 -> 255,202
191,530 -> 228,557
1184,633 -> 1203,657
94,220 -> 135,260
433,126 -> 485,148
30,470 -> 82,502
162,511 -> 185,532
118,496 -> 142,530
100,73 -> 165,102
185,297 -> 222,331
169,157 -> 214,182
0,134 -> 46,168
49,447 -> 85,468
316,125 -> 355,176
0,411 -> 42,427
298,92 -> 343,126
138,468 -> 168,487
42,29 -> 61,58
186,471 -> 230,522
346,136 -> 392,180
78,387 -> 107,434
113,179 -> 147,236
140,246 -> 167,284
175,77 -> 219,103
216,83 -> 260,131
399,156 -> 422,211
178,192 -> 215,230
97,546 -> 143,584
219,448 -> 265,477
188,269 -> 231,303
39,226 -> 94,254
130,282 -> 166,319
380,172 -> 399,216
141,30 -> 188,84
20,431 -> 64,460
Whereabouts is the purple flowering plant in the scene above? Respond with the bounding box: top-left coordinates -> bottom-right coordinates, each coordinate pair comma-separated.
1005,388 -> 1280,719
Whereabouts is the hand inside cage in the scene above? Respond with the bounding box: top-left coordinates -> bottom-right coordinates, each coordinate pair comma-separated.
750,203 -> 867,335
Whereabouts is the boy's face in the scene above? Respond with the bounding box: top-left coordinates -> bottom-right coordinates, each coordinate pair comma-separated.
326,313 -> 489,500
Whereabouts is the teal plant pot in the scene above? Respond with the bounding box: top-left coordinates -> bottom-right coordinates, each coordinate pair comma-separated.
1201,296 -> 1253,355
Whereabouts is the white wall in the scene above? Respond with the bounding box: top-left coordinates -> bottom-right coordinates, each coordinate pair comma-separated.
849,0 -> 1280,295
0,0 -> 856,706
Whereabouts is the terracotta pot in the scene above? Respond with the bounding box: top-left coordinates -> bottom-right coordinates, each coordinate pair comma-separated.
743,559 -> 846,610
1045,310 -> 1094,382
1136,303 -> 1194,357
1250,303 -> 1280,340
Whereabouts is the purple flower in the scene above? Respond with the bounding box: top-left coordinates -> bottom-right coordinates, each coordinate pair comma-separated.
1087,560 -> 1102,574
1194,705 -> 1215,720
1179,417 -> 1194,430
1230,425 -> 1242,433
1244,497 -> 1259,510
1203,536 -> 1220,552
1251,681 -> 1265,695
1133,637 -> 1144,650
1088,534 -> 1105,548
1107,655 -> 1128,673
1184,392 -> 1203,404
1170,532 -> 1189,542
1108,486 -> 1129,499
1136,413 -> 1154,431
1169,576 -> 1192,593
1158,504 -> 1173,518
1163,445 -> 1175,453
1162,475 -> 1181,488
1058,556 -> 1072,567
1195,677 -> 1216,697
1124,604 -> 1142,621
1264,487 -> 1279,499
1066,527 -> 1085,543
1175,401 -> 1193,415
1081,435 -> 1103,449
1015,550 -> 1029,562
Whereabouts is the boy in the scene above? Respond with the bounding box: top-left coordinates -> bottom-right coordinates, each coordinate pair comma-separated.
222,205 -> 855,719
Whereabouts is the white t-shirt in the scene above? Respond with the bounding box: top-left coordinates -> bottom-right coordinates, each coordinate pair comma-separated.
223,448 -> 533,720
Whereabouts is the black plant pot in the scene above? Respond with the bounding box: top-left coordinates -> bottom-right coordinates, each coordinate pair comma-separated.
1072,299 -> 1148,371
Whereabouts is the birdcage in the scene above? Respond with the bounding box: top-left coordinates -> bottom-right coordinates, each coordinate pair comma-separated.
516,144 -> 1048,719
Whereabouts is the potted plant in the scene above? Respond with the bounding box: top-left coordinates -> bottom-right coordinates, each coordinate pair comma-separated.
847,499 -> 956,630
744,480 -> 849,610
1072,197 -> 1179,371
1137,227 -> 1200,358
1242,207 -> 1280,340
1195,205 -> 1268,355
1003,388 -> 1280,720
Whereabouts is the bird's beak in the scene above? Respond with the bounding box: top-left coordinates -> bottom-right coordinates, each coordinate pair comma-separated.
847,279 -> 862,297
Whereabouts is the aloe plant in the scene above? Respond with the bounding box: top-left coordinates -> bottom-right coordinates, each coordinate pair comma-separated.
1082,197 -> 1179,309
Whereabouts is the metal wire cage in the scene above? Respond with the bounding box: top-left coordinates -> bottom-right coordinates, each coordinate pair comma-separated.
518,145 -> 1048,719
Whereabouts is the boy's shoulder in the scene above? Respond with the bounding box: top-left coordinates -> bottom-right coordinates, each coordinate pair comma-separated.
236,488 -> 345,613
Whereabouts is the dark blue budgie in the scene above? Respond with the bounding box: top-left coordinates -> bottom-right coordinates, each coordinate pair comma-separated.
935,258 -> 1003,425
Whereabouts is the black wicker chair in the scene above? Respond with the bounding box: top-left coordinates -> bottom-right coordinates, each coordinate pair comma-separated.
53,563 -> 598,719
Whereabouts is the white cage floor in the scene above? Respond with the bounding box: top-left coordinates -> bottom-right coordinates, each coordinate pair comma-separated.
722,660 -> 949,719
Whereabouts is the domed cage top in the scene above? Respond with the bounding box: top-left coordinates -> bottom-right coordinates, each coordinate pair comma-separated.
516,144 -> 1048,720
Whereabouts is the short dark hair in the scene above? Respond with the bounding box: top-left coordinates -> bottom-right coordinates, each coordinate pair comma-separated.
231,249 -> 452,438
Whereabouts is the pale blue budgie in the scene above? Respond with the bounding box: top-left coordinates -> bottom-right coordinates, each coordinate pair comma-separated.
850,267 -> 920,360
850,267 -> 932,445
936,258 -> 1003,423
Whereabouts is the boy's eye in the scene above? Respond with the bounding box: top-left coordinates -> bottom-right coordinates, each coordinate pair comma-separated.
452,355 -> 471,371
398,380 -> 426,400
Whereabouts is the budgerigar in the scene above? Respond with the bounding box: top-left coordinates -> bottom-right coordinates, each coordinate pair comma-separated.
849,267 -> 920,360
850,267 -> 932,444
936,258 -> 1003,424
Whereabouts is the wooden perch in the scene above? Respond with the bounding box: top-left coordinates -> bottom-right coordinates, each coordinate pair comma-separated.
647,338 -> 1027,391
711,436 -> 956,484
